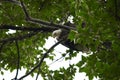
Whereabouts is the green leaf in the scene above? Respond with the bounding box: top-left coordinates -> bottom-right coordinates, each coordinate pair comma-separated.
68,30 -> 77,41
1,71 -> 4,75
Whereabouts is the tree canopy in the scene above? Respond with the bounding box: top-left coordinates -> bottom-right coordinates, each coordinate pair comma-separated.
0,0 -> 120,80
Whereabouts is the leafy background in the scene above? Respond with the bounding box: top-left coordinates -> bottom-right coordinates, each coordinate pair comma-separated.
0,0 -> 120,80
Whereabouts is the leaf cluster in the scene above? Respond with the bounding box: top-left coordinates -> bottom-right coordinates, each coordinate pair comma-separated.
0,0 -> 120,80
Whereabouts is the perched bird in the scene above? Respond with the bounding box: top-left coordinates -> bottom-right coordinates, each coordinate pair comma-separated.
52,22 -> 89,52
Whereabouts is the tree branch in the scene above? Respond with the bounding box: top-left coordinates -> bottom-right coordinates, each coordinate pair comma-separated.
0,24 -> 57,32
0,42 -> 6,53
35,67 -> 40,80
1,0 -> 21,6
114,0 -> 120,20
19,0 -> 76,30
18,39 -> 64,80
14,40 -> 20,80
1,0 -> 76,30
0,32 -> 37,43
36,47 -> 68,80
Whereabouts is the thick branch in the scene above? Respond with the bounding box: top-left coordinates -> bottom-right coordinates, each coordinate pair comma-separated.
0,24 -> 56,32
18,39 -> 64,80
0,32 -> 37,43
28,18 -> 76,30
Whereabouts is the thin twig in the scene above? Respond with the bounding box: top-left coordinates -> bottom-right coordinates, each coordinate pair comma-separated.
114,0 -> 120,20
35,51 -> 68,80
0,42 -> 6,53
35,67 -> 40,80
2,0 -> 21,6
18,39 -> 64,80
14,40 -> 20,80
115,0 -> 118,19
49,53 -> 68,65
39,0 -> 46,11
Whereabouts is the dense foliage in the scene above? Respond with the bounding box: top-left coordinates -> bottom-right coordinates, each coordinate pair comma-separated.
0,0 -> 120,80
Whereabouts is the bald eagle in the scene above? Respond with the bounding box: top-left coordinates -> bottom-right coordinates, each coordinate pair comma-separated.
52,27 -> 89,52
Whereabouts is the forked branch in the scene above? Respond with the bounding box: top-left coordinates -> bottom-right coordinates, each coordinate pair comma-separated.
19,0 -> 76,30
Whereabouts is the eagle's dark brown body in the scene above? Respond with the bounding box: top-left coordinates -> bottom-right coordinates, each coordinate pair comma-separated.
52,22 -> 89,52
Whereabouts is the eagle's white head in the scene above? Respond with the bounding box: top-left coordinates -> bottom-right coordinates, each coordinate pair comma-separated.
52,29 -> 62,39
